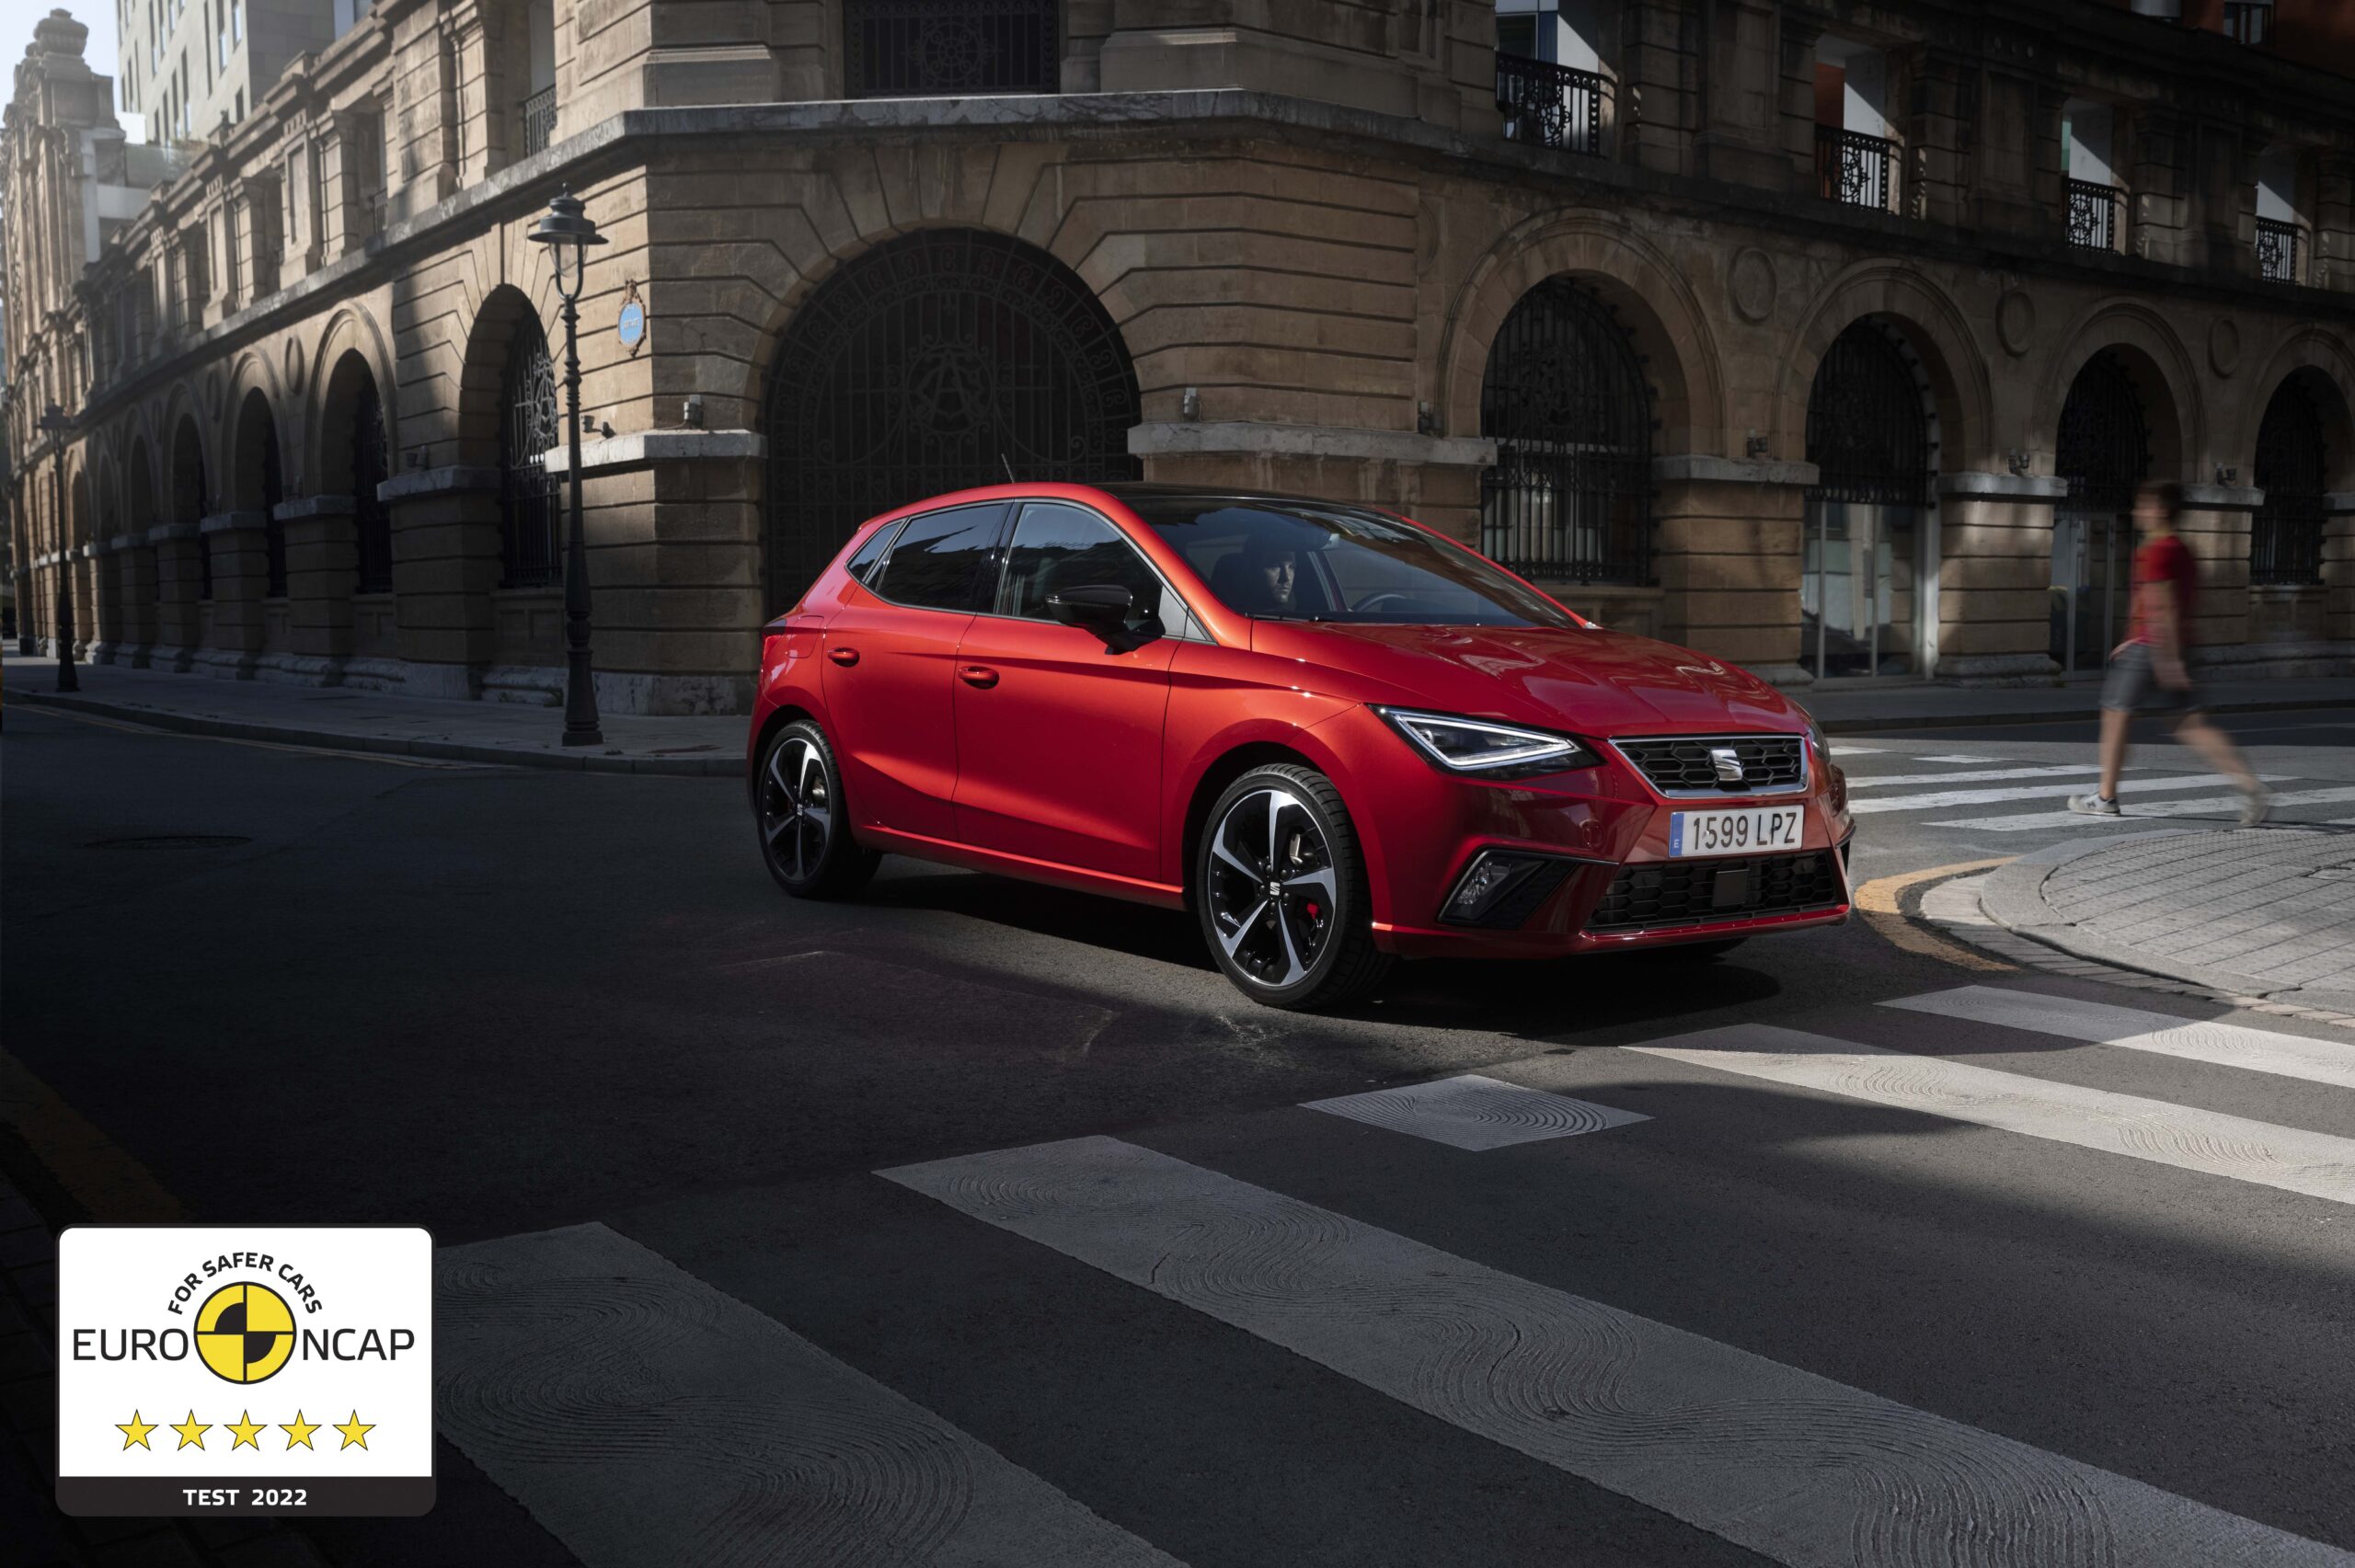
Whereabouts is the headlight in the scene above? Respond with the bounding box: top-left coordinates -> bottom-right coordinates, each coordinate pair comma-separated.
1374,707 -> 1596,780
1792,704 -> 1829,761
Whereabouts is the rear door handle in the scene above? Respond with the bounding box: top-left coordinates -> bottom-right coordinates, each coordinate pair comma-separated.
828,647 -> 859,667
958,665 -> 999,689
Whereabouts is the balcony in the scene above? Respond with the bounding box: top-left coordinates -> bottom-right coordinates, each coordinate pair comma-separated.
1496,52 -> 1604,157
520,86 -> 557,157
2066,178 -> 2123,253
844,0 -> 1058,97
1816,126 -> 1894,213
2255,217 -> 2302,283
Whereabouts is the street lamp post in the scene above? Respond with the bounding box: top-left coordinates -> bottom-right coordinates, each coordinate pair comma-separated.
37,402 -> 78,692
526,189 -> 609,747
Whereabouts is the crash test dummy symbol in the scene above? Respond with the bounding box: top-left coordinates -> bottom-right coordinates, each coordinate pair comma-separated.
194,1281 -> 296,1383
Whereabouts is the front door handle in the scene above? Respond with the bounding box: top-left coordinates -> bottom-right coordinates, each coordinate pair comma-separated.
828,647 -> 859,667
958,665 -> 1000,689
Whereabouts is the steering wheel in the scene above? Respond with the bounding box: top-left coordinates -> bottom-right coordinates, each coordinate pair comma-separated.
1354,590 -> 1419,612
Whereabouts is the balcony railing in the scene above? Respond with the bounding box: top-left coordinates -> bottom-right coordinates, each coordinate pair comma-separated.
1816,126 -> 1894,213
2066,178 -> 2123,253
844,0 -> 1058,97
520,86 -> 557,157
2255,217 -> 2302,283
1496,52 -> 1604,157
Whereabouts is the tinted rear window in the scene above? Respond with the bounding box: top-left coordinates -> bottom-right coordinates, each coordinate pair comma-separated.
873,504 -> 1005,612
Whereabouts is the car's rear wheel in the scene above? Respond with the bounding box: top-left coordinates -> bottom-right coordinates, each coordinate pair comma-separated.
756,719 -> 879,898
1196,764 -> 1389,1011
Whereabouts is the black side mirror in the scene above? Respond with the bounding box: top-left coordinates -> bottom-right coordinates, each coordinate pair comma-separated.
1045,583 -> 1134,629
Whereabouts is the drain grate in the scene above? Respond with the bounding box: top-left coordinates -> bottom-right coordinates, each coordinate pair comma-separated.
84,834 -> 254,851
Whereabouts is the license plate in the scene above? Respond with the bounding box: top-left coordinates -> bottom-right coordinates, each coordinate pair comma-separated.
1668,806 -> 1804,858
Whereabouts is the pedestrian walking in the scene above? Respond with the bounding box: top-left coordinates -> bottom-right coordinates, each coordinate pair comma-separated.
2070,482 -> 2270,826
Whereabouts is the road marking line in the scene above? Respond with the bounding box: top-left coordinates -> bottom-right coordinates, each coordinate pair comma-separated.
1304,1075 -> 1648,1150
1882,986 -> 2355,1090
1916,754 -> 2003,763
0,1049 -> 184,1221
1624,1025 -> 2355,1207
437,1222 -> 1180,1568
1930,784 -> 2355,832
1828,745 -> 1888,755
1850,861 -> 2017,972
1846,763 -> 2108,789
886,1137 -> 2350,1568
1848,773 -> 2289,815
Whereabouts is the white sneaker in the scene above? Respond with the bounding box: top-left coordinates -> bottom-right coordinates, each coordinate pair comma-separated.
2239,787 -> 2272,828
2068,792 -> 2121,818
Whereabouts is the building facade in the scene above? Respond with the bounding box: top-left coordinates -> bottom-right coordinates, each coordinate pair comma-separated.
5,0 -> 2352,715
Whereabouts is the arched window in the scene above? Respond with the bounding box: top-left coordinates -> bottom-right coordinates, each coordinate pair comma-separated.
499,318 -> 561,588
351,375 -> 393,593
2051,350 -> 2150,673
762,228 -> 1140,612
2251,377 -> 2326,587
1802,321 -> 1931,678
1479,278 -> 1653,585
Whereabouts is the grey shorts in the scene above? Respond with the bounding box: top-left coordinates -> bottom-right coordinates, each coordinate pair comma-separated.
2099,642 -> 2198,714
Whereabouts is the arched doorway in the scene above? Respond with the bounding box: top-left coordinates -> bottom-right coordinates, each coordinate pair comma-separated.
1478,277 -> 1653,584
172,416 -> 210,601
499,317 -> 561,589
761,228 -> 1141,612
1802,321 -> 1933,678
2251,374 -> 2327,587
351,375 -> 393,592
235,390 -> 288,598
2051,351 -> 2151,674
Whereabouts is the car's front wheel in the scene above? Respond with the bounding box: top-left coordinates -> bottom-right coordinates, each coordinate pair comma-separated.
1195,763 -> 1389,1011
755,719 -> 879,898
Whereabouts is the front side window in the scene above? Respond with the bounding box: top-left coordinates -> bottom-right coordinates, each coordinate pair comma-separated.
873,503 -> 1004,612
997,502 -> 1164,628
1126,496 -> 1579,629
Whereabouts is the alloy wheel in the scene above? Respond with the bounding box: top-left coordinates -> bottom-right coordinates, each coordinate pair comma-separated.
1204,788 -> 1339,989
760,735 -> 833,883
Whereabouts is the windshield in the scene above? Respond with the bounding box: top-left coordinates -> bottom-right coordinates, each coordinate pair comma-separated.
1120,496 -> 1580,628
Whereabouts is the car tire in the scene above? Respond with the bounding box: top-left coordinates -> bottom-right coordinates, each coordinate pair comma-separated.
755,719 -> 879,899
1195,763 -> 1391,1011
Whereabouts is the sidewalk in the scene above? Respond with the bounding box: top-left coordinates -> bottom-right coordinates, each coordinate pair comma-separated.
5,653 -> 2349,775
1975,829 -> 2355,1015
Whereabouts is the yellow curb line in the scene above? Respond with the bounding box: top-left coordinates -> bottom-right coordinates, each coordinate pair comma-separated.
0,1049 -> 186,1221
1853,858 -> 2018,973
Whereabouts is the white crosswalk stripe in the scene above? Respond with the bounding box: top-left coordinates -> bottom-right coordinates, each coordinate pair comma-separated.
1845,762 -> 2108,788
1846,773 -> 2286,815
1930,784 -> 2355,831
887,1135 -> 2353,1568
1915,754 -> 2003,763
1881,986 -> 2355,1089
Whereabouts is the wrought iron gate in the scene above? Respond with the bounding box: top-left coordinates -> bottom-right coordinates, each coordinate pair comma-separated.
500,321 -> 562,589
1807,324 -> 1930,506
2252,378 -> 2326,586
1478,278 -> 1654,584
352,376 -> 393,593
763,228 -> 1141,612
2053,350 -> 2151,671
261,420 -> 288,597
1804,322 -> 1931,678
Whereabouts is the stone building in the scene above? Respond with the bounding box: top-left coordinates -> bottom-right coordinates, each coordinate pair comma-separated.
5,0 -> 2352,715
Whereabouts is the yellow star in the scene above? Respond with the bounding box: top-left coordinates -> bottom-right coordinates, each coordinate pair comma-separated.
227,1411 -> 266,1449
171,1411 -> 210,1450
334,1411 -> 373,1450
116,1411 -> 156,1449
280,1411 -> 320,1449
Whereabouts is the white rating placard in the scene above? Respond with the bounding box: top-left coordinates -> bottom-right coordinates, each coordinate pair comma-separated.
57,1226 -> 434,1516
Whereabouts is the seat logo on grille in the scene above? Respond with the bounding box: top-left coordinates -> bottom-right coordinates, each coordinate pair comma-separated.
1708,747 -> 1744,784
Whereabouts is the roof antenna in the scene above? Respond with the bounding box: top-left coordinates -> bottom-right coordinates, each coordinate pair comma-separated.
1000,454 -> 1016,483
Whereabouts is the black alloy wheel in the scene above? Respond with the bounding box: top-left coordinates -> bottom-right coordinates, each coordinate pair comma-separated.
756,719 -> 879,898
1196,763 -> 1389,1010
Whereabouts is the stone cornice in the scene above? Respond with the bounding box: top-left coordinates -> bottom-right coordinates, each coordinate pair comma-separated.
1654,454 -> 1821,487
378,465 -> 501,502
274,495 -> 357,519
2180,484 -> 2265,510
146,522 -> 198,543
2325,491 -> 2355,514
1129,421 -> 1496,467
540,429 -> 764,474
200,510 -> 267,533
1937,471 -> 2070,500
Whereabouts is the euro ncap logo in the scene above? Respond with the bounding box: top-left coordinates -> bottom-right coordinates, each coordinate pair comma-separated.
194,1282 -> 296,1384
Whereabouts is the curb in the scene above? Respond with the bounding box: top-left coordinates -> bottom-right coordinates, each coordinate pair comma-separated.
1818,693 -> 2355,735
1976,829 -> 2355,1012
10,688 -> 746,778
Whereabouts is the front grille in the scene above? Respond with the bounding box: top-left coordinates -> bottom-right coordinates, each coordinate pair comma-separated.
1612,734 -> 1806,795
1586,849 -> 1843,932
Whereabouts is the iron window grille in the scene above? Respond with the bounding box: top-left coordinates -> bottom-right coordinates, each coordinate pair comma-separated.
2255,217 -> 2302,283
351,377 -> 393,594
1816,126 -> 1895,212
2057,351 -> 2151,518
1805,323 -> 1929,508
1495,52 -> 1604,157
519,86 -> 556,156
498,322 -> 562,589
2066,178 -> 2123,253
1478,277 -> 1654,587
844,0 -> 1057,97
2251,382 -> 2326,587
261,422 -> 287,598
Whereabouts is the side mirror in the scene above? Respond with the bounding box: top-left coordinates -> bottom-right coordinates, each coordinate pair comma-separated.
1045,583 -> 1134,630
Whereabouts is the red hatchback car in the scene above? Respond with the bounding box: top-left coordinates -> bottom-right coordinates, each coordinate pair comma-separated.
749,484 -> 1853,1010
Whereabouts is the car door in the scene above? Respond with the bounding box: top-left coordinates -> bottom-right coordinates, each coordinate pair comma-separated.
821,501 -> 1007,841
950,500 -> 1186,883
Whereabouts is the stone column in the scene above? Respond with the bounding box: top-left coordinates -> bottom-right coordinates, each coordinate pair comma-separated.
194,512 -> 268,678
2323,492 -> 2355,652
148,522 -> 202,670
87,538 -> 123,662
113,536 -> 157,667
2178,482 -> 2260,667
1934,472 -> 2067,684
277,495 -> 360,681
71,547 -> 100,659
378,465 -> 505,700
1650,456 -> 1817,685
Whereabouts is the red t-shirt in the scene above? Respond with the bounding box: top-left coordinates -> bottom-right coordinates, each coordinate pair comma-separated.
2128,532 -> 2197,647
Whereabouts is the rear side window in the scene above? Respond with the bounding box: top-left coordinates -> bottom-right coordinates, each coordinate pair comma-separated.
843,521 -> 902,586
873,504 -> 1005,612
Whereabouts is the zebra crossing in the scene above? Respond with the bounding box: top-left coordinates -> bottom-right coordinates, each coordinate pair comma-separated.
431,979 -> 2355,1567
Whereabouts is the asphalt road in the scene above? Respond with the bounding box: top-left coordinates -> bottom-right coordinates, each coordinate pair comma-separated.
5,703 -> 2352,1567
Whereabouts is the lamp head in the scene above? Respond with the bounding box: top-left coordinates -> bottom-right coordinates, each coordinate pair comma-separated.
528,188 -> 605,300
39,401 -> 71,436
